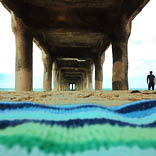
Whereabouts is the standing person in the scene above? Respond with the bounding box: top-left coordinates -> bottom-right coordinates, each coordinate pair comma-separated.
147,71 -> 155,90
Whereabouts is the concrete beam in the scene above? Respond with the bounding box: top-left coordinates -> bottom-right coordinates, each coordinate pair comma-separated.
21,0 -> 123,8
121,0 -> 150,21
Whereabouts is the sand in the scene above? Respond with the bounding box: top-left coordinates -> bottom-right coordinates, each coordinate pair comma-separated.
0,90 -> 156,106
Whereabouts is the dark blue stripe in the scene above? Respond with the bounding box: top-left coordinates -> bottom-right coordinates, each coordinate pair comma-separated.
116,100 -> 156,114
1,100 -> 156,115
0,118 -> 156,129
0,102 -> 110,111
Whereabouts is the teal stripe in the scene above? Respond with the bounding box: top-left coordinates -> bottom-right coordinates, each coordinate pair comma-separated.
1,110 -> 156,125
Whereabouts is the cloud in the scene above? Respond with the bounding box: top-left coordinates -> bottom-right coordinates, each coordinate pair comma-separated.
128,0 -> 156,79
130,0 -> 156,46
0,3 -> 15,74
33,44 -> 44,76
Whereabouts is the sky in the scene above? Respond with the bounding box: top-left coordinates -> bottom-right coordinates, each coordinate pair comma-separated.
0,1 -> 156,89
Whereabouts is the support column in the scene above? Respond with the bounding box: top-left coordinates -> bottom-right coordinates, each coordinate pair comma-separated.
76,81 -> 80,91
66,82 -> 68,91
76,82 -> 79,91
64,80 -> 67,91
79,81 -> 81,90
111,22 -> 131,90
58,70 -> 61,91
88,73 -> 92,90
53,62 -> 59,91
12,13 -> 33,91
88,67 -> 93,91
75,82 -> 77,91
83,72 -> 87,90
62,78 -> 65,91
95,59 -> 103,90
77,82 -> 80,91
80,77 -> 83,90
60,72 -> 64,91
67,82 -> 70,91
42,53 -> 52,91
112,40 -> 128,90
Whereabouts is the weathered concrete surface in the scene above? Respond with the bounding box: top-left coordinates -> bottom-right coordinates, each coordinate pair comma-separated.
42,53 -> 53,91
0,0 -> 150,91
11,13 -> 33,91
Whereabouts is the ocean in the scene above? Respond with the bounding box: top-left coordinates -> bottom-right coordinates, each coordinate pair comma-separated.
0,88 -> 148,91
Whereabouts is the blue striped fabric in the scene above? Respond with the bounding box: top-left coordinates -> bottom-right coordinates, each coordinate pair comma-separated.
0,100 -> 156,155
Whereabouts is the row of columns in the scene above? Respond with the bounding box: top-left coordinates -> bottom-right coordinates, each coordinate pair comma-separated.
11,13 -> 130,91
52,64 -> 92,91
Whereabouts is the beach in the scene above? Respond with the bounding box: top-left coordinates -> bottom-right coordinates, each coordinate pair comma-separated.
1,90 -> 156,106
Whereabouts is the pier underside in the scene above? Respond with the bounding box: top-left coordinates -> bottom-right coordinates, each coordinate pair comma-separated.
0,0 -> 150,91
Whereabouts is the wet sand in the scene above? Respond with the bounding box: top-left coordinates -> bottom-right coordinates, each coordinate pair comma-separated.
0,90 -> 156,106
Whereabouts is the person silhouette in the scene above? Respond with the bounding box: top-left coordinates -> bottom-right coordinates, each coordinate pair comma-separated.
147,71 -> 155,90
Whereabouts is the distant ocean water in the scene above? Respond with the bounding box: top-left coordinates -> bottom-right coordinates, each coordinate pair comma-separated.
0,88 -> 148,91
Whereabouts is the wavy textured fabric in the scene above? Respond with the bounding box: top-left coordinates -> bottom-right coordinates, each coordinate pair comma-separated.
0,100 -> 156,156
